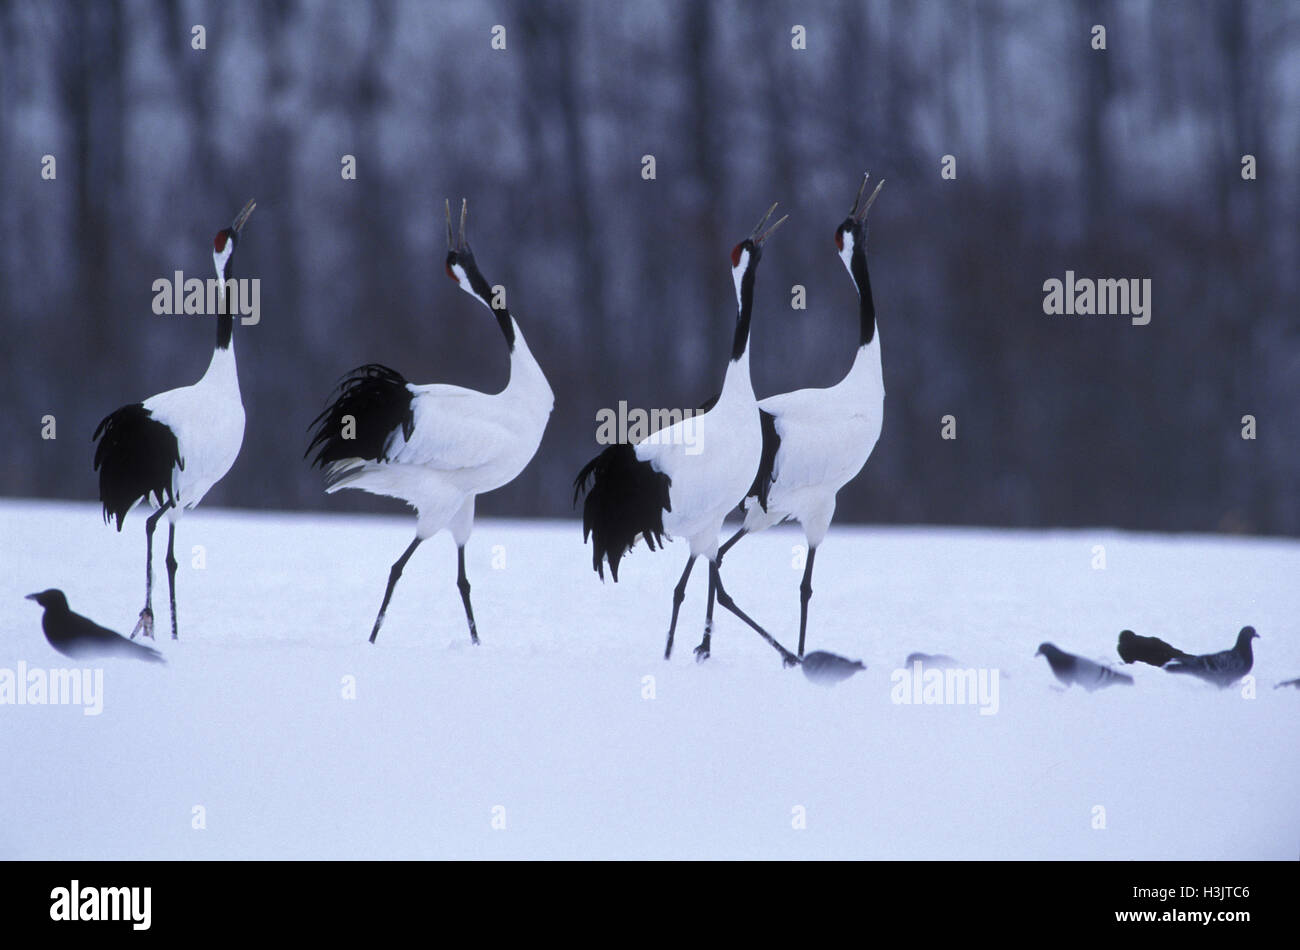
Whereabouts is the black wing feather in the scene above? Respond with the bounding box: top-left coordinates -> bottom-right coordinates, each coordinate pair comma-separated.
306,364 -> 415,469
91,403 -> 181,531
573,443 -> 672,582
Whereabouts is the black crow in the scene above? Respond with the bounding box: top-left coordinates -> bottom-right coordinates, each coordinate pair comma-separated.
1116,629 -> 1192,667
26,590 -> 165,663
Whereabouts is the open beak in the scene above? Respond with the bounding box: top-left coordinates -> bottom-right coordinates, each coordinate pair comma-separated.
445,198 -> 470,252
749,202 -> 789,247
232,198 -> 256,234
851,173 -> 884,222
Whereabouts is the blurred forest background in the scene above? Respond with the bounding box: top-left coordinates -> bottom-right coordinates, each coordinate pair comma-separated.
1,0 -> 1297,534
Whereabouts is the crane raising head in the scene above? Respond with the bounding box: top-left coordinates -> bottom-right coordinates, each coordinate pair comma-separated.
213,199 -> 256,279
444,198 -> 496,308
835,173 -> 883,268
730,202 -> 787,295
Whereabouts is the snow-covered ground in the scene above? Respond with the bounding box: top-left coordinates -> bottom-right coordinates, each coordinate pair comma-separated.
2,498 -> 1297,859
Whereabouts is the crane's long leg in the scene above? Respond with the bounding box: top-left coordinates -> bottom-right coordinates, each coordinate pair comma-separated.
131,503 -> 173,640
369,538 -> 423,643
663,555 -> 697,660
710,561 -> 799,666
797,546 -> 817,657
165,523 -> 180,640
693,568 -> 718,661
715,528 -> 746,567
456,545 -> 480,645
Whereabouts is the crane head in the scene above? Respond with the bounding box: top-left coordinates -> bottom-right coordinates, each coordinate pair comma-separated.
212,199 -> 256,279
835,173 -> 883,266
444,198 -> 496,308
729,201 -> 787,304
730,202 -> 787,267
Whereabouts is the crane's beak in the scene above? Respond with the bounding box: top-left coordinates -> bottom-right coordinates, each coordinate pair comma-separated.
851,174 -> 884,222
232,199 -> 256,234
749,202 -> 789,247
445,198 -> 470,252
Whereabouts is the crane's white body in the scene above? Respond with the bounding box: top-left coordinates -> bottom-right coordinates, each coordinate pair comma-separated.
635,248 -> 761,558
743,335 -> 883,546
637,355 -> 760,556
739,230 -> 884,548
326,324 -> 553,543
144,342 -> 246,521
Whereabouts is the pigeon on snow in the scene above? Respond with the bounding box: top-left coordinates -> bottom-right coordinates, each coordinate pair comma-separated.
801,650 -> 866,686
1035,642 -> 1133,691
26,589 -> 165,663
1164,627 -> 1257,688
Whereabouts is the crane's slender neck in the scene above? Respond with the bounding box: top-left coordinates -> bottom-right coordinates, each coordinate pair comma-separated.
461,264 -> 516,351
718,259 -> 758,402
850,245 -> 876,347
200,255 -> 240,392
730,261 -> 757,363
216,259 -> 234,351
492,307 -> 516,351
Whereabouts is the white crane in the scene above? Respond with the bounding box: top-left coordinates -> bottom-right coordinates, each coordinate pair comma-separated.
308,200 -> 553,645
702,174 -> 886,659
93,199 -> 256,640
575,205 -> 798,666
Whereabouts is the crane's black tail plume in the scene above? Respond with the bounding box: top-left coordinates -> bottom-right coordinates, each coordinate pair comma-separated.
306,364 -> 415,474
92,404 -> 181,531
573,443 -> 671,581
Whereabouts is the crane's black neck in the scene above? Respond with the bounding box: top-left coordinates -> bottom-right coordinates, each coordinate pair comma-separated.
216,259 -> 234,351
851,244 -> 876,347
464,262 -> 516,351
731,261 -> 757,362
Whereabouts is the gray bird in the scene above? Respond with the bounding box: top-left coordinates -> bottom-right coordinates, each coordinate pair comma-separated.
26,589 -> 165,663
1164,627 -> 1257,688
1035,642 -> 1133,691
1116,629 -> 1192,667
801,650 -> 866,686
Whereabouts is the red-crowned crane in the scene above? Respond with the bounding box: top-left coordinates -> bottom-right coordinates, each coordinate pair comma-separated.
92,199 -> 256,640
702,174 -> 886,659
574,205 -> 799,666
307,200 -> 553,645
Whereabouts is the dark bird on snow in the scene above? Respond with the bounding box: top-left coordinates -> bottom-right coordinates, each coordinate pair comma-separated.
26,590 -> 165,663
1116,629 -> 1192,667
1164,627 -> 1258,688
1035,642 -> 1133,691
905,652 -> 959,668
801,650 -> 866,686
